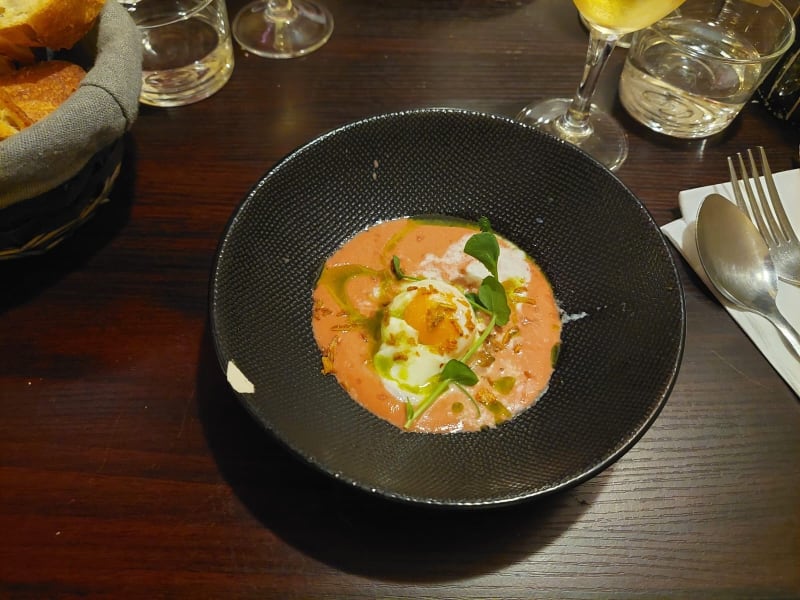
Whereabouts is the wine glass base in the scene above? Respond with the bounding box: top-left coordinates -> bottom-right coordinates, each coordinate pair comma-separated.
233,0 -> 334,59
517,98 -> 628,172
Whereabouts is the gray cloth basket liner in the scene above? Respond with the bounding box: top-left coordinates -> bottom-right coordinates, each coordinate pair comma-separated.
0,0 -> 142,207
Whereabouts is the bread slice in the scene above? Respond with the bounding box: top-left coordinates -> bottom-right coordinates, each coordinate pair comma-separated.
0,34 -> 35,65
0,59 -> 85,138
0,56 -> 14,76
0,0 -> 106,49
0,87 -> 31,140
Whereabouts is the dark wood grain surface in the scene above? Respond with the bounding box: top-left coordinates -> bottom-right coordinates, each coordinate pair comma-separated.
2,0 -> 799,598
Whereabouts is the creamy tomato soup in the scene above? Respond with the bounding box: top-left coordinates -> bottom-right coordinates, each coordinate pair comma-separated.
312,218 -> 561,434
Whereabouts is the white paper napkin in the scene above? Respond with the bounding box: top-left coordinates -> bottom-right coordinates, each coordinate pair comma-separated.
661,169 -> 800,397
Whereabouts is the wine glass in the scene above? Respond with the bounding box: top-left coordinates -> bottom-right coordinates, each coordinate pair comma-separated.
233,0 -> 333,59
517,0 -> 685,171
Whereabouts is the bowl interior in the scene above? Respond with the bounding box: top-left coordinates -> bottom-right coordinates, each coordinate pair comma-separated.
210,109 -> 685,507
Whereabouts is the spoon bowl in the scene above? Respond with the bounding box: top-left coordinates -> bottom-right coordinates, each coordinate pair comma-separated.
696,193 -> 800,357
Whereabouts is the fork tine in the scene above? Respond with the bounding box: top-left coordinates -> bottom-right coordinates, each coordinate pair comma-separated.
736,152 -> 777,247
727,155 -> 748,213
746,148 -> 780,248
758,146 -> 798,244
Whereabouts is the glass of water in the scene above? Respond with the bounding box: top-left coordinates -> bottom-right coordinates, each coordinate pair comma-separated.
125,0 -> 235,107
619,0 -> 795,139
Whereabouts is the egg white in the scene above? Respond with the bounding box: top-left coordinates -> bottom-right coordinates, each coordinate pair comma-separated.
418,234 -> 532,289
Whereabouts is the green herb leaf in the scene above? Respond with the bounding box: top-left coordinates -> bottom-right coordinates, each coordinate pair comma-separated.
391,255 -> 406,280
477,276 -> 510,326
464,231 -> 500,279
441,359 -> 479,386
464,291 -> 481,306
464,292 -> 488,314
391,255 -> 422,281
477,216 -> 493,233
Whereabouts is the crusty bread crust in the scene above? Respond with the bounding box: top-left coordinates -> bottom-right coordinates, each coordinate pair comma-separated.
0,0 -> 105,49
0,56 -> 14,76
0,87 -> 31,140
0,60 -> 85,138
0,35 -> 35,65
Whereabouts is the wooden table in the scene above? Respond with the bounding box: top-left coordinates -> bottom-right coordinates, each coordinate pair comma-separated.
2,1 -> 799,597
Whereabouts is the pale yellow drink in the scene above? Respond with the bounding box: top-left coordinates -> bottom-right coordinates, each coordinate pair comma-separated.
573,0 -> 686,33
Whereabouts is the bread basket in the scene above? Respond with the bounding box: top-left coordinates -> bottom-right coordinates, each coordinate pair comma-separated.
0,0 -> 142,259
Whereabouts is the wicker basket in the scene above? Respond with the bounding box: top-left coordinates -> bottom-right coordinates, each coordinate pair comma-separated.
0,0 -> 141,259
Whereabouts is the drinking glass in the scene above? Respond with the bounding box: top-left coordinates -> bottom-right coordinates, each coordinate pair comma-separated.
619,0 -> 795,138
518,0 -> 686,171
233,0 -> 333,59
126,0 -> 235,107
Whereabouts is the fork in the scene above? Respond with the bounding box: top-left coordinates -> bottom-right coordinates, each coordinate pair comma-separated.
727,146 -> 800,287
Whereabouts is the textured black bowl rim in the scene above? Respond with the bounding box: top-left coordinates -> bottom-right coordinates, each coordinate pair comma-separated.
209,108 -> 686,508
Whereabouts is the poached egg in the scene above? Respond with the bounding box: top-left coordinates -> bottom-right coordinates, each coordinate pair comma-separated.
374,279 -> 477,405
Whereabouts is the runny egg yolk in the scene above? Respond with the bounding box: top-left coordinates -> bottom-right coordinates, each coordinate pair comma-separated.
402,290 -> 465,352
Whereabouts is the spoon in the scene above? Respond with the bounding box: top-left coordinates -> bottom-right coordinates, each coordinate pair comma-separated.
696,193 -> 800,358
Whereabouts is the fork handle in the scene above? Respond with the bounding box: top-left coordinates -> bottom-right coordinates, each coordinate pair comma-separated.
767,311 -> 800,359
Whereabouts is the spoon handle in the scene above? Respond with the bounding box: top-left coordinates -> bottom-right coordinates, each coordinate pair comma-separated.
767,310 -> 800,358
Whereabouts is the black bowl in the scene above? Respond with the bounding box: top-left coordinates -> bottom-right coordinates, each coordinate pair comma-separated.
210,108 -> 685,508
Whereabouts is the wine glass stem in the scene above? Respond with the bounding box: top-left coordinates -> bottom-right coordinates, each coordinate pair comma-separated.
557,26 -> 620,140
268,0 -> 294,14
265,0 -> 296,51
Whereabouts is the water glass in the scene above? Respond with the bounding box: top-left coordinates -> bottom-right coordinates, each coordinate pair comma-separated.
619,0 -> 796,139
124,0 -> 235,107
